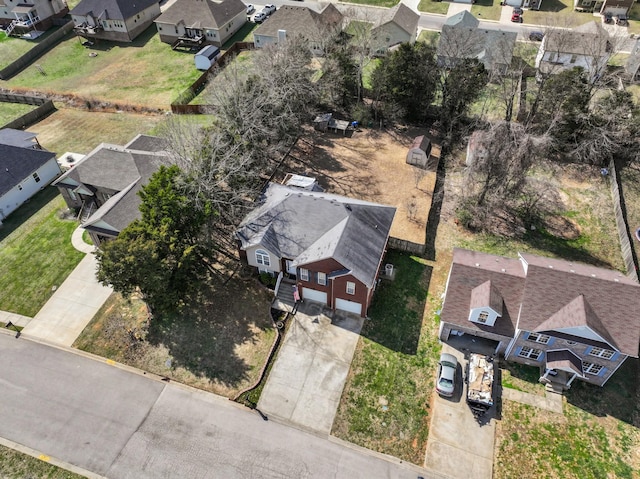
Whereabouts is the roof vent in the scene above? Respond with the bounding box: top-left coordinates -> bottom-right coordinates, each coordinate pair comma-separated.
475,263 -> 480,267
591,274 -> 596,277
548,265 -> 553,268
614,278 -> 619,282
570,269 -> 575,273
501,268 -> 506,272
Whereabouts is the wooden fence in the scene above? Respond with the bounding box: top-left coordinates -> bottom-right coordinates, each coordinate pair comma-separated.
171,41 -> 255,114
0,92 -> 56,130
608,159 -> 640,282
388,237 -> 425,256
0,20 -> 74,80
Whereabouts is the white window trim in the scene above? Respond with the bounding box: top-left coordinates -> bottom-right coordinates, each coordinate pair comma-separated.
588,347 -> 614,360
317,272 -> 326,286
346,281 -> 355,295
300,268 -> 309,281
582,361 -> 603,375
255,249 -> 270,267
518,346 -> 542,361
528,332 -> 551,344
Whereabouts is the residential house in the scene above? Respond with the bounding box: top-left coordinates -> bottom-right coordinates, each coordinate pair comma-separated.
437,11 -> 517,74
70,0 -> 161,43
574,0 -> 633,17
370,2 -> 419,54
439,248 -> 640,389
0,129 -> 60,224
52,134 -> 170,246
0,0 -> 68,36
535,22 -> 611,82
236,182 -> 396,317
253,4 -> 343,55
155,0 -> 246,49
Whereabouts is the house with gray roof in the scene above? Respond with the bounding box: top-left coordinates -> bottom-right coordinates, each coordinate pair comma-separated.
0,0 -> 68,37
439,248 -> 640,389
70,0 -> 161,43
370,2 -> 419,54
155,0 -> 246,49
437,11 -> 517,74
0,129 -> 60,224
52,134 -> 170,246
253,4 -> 343,55
236,182 -> 396,317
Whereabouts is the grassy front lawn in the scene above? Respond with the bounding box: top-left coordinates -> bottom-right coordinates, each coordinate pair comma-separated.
628,2 -> 640,35
0,102 -> 36,126
332,250 -> 439,464
471,0 -> 502,22
417,30 -> 440,46
6,27 -> 201,108
74,276 -> 276,398
523,0 -> 593,27
418,0 -> 449,15
0,444 -> 84,479
0,189 -> 84,316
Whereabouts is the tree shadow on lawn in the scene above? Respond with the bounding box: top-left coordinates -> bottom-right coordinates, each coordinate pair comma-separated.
565,357 -> 640,427
538,0 -> 569,13
363,250 -> 431,355
146,276 -> 273,388
0,187 -> 60,243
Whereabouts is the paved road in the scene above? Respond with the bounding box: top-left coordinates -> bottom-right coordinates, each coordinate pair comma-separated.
0,332 -> 440,479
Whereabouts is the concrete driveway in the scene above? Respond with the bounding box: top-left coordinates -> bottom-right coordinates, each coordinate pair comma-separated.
258,301 -> 363,435
424,341 -> 497,479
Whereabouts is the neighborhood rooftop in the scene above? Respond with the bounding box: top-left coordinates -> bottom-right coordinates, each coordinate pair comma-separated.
70,0 -> 159,19
0,144 -> 56,197
155,0 -> 246,29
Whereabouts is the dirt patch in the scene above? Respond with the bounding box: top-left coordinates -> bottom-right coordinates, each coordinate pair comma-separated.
281,127 -> 439,245
543,215 -> 582,240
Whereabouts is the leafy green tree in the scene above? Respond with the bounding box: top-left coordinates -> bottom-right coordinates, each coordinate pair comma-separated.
96,165 -> 213,312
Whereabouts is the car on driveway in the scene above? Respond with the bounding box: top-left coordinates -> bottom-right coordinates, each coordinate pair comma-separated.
246,4 -> 255,15
263,4 -> 276,15
529,30 -> 544,41
254,11 -> 267,22
436,352 -> 458,397
511,12 -> 523,23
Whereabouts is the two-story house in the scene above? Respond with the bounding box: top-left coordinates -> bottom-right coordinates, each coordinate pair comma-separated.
370,2 -> 419,54
439,248 -> 640,389
236,183 -> 396,317
0,0 -> 68,36
70,0 -> 161,43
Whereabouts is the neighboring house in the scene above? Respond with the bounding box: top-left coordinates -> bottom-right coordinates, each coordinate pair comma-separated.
371,2 -> 419,54
52,134 -> 170,246
0,0 -> 68,36
504,0 -> 543,10
155,0 -> 246,49
253,4 -> 343,54
574,0 -> 633,16
70,0 -> 161,43
437,11 -> 517,74
535,22 -> 611,82
236,182 -> 396,317
439,248 -> 640,389
0,129 -> 60,224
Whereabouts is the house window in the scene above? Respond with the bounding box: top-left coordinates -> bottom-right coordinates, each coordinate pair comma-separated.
18,184 -> 22,191
477,311 -> 489,323
518,346 -> 542,361
255,249 -> 270,267
346,281 -> 355,295
589,347 -> 614,360
33,172 -> 41,183
582,362 -> 604,375
317,272 -> 326,286
527,332 -> 551,344
300,268 -> 309,281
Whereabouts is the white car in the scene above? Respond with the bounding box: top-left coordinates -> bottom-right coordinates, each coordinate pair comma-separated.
436,353 -> 458,397
262,4 -> 276,15
246,4 -> 255,14
254,11 -> 267,23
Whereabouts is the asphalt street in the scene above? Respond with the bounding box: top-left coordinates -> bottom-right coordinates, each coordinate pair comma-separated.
0,332 -> 441,479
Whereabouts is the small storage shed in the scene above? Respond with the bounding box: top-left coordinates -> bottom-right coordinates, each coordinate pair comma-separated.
194,45 -> 220,70
406,135 -> 434,170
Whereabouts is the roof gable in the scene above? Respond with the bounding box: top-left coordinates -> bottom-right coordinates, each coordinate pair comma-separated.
0,144 -> 56,197
444,10 -> 479,28
376,2 -> 419,36
71,0 -> 159,20
470,280 -> 503,316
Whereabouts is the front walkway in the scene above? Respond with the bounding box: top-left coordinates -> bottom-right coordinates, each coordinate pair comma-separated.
258,301 -> 363,435
21,227 -> 112,347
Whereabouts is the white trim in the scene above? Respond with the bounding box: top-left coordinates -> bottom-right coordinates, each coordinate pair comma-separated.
300,268 -> 309,281
346,281 -> 355,295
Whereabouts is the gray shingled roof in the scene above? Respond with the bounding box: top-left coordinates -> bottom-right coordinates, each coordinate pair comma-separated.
0,129 -> 37,149
253,4 -> 342,40
376,2 -> 419,36
155,0 -> 245,29
543,22 -> 610,56
236,183 -> 396,288
444,10 -> 479,28
438,25 -> 516,69
0,144 -> 56,197
70,0 -> 159,20
470,280 -> 504,316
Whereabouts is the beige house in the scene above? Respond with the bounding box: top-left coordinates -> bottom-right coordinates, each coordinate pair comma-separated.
371,3 -> 419,54
0,0 -> 68,36
71,0 -> 161,43
155,0 -> 246,49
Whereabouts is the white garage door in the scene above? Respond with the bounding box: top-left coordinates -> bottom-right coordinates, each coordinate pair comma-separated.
302,288 -> 327,304
335,298 -> 362,315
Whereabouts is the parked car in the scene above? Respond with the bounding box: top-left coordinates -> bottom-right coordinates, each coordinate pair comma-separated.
513,7 -> 523,15
246,4 -> 255,15
254,11 -> 267,22
263,4 -> 276,15
529,30 -> 544,41
615,14 -> 628,26
511,12 -> 523,23
436,353 -> 458,397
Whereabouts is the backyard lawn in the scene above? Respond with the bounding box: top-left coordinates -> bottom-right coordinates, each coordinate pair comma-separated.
0,101 -> 36,127
0,28 -> 60,70
5,27 -> 201,108
0,189 -> 84,317
342,0 -> 399,8
191,51 -> 255,105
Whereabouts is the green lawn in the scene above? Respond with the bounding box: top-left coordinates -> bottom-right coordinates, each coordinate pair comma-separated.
222,22 -> 258,49
5,27 -> 201,108
362,58 -> 380,90
333,250 -> 440,464
471,0 -> 502,22
191,51 -> 255,105
0,28 -> 60,70
0,101 -> 36,127
417,29 -> 440,46
0,444 -> 84,479
0,189 -> 84,316
523,0 -> 594,27
628,2 -> 640,34
418,0 -> 449,15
